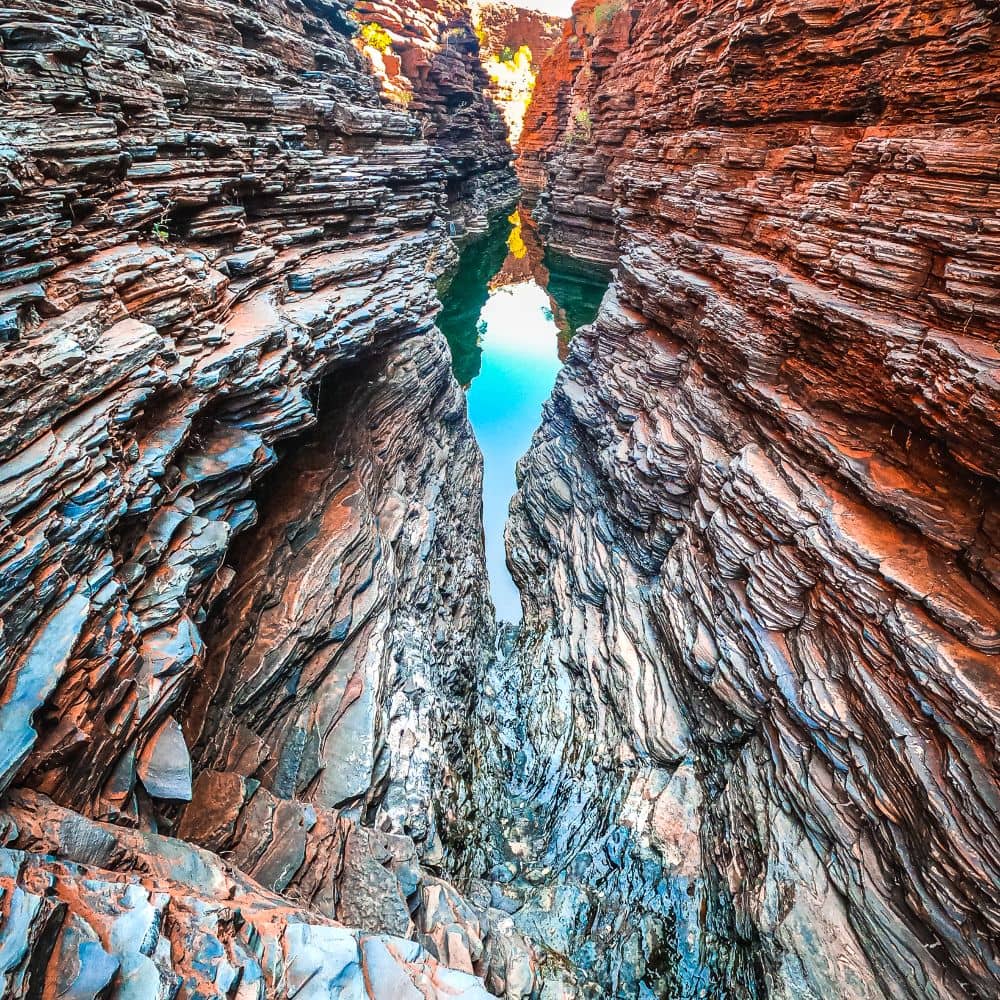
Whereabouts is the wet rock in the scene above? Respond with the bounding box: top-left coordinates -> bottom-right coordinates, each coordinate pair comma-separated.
136,716 -> 192,802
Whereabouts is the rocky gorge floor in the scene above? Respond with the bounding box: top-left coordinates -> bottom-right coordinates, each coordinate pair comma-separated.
1,0 -> 999,999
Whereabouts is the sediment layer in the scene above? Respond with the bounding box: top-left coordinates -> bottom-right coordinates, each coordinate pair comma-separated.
505,0 -> 1000,996
472,1 -> 563,148
3,0 -> 999,997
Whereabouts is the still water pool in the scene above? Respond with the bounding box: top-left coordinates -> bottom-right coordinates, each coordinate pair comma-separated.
438,208 -> 609,621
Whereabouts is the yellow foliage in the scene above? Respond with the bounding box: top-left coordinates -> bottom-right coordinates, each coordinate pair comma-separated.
483,45 -> 537,146
506,210 -> 526,259
359,21 -> 392,54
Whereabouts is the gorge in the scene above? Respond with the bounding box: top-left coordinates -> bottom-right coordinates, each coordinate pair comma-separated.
0,1 -> 998,999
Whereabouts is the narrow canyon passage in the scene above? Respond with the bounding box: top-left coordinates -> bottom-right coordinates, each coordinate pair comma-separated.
0,0 -> 999,999
437,207 -> 607,620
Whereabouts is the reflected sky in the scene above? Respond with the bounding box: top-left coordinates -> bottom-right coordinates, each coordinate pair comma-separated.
466,281 -> 562,620
439,209 -> 608,622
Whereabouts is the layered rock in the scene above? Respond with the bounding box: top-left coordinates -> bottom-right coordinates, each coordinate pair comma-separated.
0,0 -> 532,994
516,0 -> 629,269
499,0 -> 1000,997
471,2 -> 563,147
4,0 -> 999,996
352,0 -> 519,236
464,622 -> 695,998
1,788 -> 495,999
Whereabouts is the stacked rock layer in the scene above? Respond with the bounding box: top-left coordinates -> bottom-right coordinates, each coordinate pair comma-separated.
499,0 -> 1000,997
472,1 -> 562,61
515,0 -> 627,269
0,0 -> 533,995
352,0 -> 519,238
3,0 -> 1000,997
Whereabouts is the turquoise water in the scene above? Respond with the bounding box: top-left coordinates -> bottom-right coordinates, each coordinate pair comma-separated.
438,209 -> 608,621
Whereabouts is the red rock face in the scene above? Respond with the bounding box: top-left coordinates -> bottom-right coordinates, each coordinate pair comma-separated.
502,0 -> 1000,995
516,0 -> 631,264
515,5 -> 591,196
2,0 -> 997,994
472,1 -> 563,60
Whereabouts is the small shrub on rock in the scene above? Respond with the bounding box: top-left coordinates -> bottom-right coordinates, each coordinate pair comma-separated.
359,21 -> 392,54
594,0 -> 623,26
568,108 -> 592,143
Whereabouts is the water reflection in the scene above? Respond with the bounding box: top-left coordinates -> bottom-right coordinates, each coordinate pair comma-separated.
438,206 -> 609,621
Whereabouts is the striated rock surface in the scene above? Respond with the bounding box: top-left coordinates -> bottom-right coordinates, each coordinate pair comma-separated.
516,0 -> 629,269
353,0 -> 519,237
0,0 -> 534,995
4,0 -> 999,997
499,0 -> 1000,997
471,2 -> 563,148
465,622 -> 694,998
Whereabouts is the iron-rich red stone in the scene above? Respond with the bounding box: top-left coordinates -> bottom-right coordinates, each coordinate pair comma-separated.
505,1 -> 1000,996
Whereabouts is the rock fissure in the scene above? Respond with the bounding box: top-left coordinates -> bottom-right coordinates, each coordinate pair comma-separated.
1,0 -> 999,999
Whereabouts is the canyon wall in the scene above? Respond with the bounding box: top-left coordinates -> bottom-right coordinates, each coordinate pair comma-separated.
515,0 -> 625,268
3,0 -> 999,997
504,0 -> 1000,997
352,0 -> 519,238
0,0 -> 532,995
471,2 -> 563,147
